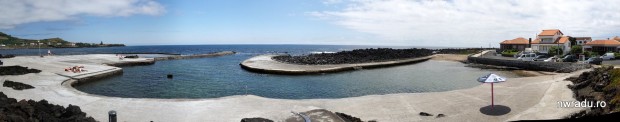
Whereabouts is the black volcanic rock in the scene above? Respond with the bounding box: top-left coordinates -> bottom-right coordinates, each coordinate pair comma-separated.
0,92 -> 96,122
335,112 -> 364,122
240,117 -> 273,122
3,80 -> 34,90
565,66 -> 620,118
0,54 -> 16,58
124,55 -> 139,58
419,112 -> 433,116
0,66 -> 41,75
273,48 -> 434,65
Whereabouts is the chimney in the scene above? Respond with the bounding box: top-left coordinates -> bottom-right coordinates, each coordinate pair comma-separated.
528,38 -> 532,48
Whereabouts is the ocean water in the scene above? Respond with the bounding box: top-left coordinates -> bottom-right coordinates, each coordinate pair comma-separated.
1,45 -> 518,99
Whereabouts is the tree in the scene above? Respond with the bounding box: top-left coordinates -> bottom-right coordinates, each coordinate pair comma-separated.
570,45 -> 582,54
549,46 -> 563,56
569,37 -> 577,46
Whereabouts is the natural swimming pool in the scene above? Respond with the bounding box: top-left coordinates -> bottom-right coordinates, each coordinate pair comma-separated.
74,53 -> 519,99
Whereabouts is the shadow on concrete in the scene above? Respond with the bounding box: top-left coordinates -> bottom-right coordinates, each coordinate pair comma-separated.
479,105 -> 511,116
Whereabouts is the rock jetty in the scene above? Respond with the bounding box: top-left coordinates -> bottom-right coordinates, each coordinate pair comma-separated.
273,48 -> 433,65
154,51 -> 236,61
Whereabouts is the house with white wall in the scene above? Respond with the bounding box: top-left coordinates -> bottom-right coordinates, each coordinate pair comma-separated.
530,29 -> 571,55
574,37 -> 592,45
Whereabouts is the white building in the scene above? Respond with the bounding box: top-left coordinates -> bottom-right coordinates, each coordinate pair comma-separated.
573,37 -> 592,45
531,29 -> 571,55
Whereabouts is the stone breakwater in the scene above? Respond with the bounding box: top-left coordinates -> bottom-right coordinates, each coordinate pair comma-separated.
273,48 -> 433,65
243,48 -> 490,74
153,51 -> 236,61
101,51 -> 236,67
241,54 -> 432,75
467,56 -> 591,73
272,48 -> 490,65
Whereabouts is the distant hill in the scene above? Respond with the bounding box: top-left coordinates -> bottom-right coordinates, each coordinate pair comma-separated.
0,32 -> 124,48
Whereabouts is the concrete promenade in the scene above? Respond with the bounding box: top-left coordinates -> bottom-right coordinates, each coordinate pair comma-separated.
240,54 -> 433,74
0,54 -> 586,121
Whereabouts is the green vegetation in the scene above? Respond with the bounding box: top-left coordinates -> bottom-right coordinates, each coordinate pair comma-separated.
500,49 -> 518,57
0,32 -> 124,49
606,68 -> 620,112
584,51 -> 599,58
548,46 -> 563,56
570,45 -> 582,54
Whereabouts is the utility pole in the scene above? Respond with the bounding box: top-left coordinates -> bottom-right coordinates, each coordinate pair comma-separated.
38,40 -> 41,57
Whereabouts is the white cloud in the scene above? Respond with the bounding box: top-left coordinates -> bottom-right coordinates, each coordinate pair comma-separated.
0,0 -> 165,29
311,0 -> 620,47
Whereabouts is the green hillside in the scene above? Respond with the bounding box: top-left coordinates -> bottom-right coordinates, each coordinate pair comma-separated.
0,32 -> 124,48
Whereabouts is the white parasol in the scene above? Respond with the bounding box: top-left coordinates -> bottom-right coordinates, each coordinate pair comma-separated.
478,73 -> 507,108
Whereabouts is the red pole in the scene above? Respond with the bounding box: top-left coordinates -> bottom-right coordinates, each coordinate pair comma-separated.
491,83 -> 494,109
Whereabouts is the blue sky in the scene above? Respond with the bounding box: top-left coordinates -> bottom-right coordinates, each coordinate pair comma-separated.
1,0 -> 376,46
2,0 -> 620,47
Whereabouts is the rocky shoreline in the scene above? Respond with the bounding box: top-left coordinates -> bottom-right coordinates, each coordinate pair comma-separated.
565,66 -> 620,118
0,92 -> 96,121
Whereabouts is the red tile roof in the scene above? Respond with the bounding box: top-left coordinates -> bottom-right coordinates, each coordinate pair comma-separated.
500,37 -> 529,44
557,36 -> 569,43
585,40 -> 620,46
538,29 -> 563,36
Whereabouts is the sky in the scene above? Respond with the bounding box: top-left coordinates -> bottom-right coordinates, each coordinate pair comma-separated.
1,0 -> 620,47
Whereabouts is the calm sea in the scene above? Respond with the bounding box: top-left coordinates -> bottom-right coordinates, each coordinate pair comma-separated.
1,45 -> 517,99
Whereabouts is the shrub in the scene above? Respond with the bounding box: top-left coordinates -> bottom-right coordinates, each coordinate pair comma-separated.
501,49 -> 518,57
570,45 -> 582,54
584,51 -> 599,58
549,46 -> 563,56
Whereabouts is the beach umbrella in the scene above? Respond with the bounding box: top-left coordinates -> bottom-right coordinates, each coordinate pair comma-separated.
478,73 -> 507,108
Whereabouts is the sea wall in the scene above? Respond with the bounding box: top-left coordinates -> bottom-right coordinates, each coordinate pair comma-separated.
154,51 -> 236,61
67,68 -> 124,86
467,56 -> 591,73
240,55 -> 432,75
103,60 -> 155,67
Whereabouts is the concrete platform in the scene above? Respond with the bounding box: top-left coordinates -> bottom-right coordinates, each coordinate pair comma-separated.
240,55 -> 433,74
0,54 -> 587,121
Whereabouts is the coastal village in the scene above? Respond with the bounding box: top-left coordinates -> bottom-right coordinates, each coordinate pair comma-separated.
0,32 -> 124,49
499,29 -> 620,65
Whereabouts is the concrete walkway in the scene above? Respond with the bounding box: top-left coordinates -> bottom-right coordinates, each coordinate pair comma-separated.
240,55 -> 432,74
0,54 -> 586,121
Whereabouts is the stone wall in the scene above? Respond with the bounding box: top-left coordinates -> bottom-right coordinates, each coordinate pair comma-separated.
467,56 -> 591,73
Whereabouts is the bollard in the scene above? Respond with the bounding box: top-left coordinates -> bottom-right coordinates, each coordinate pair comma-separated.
167,74 -> 173,79
109,110 -> 117,122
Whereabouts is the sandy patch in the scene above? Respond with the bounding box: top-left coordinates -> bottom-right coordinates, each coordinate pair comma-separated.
431,54 -> 469,62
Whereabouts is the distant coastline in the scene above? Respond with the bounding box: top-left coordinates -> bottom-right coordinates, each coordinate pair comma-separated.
0,32 -> 124,50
